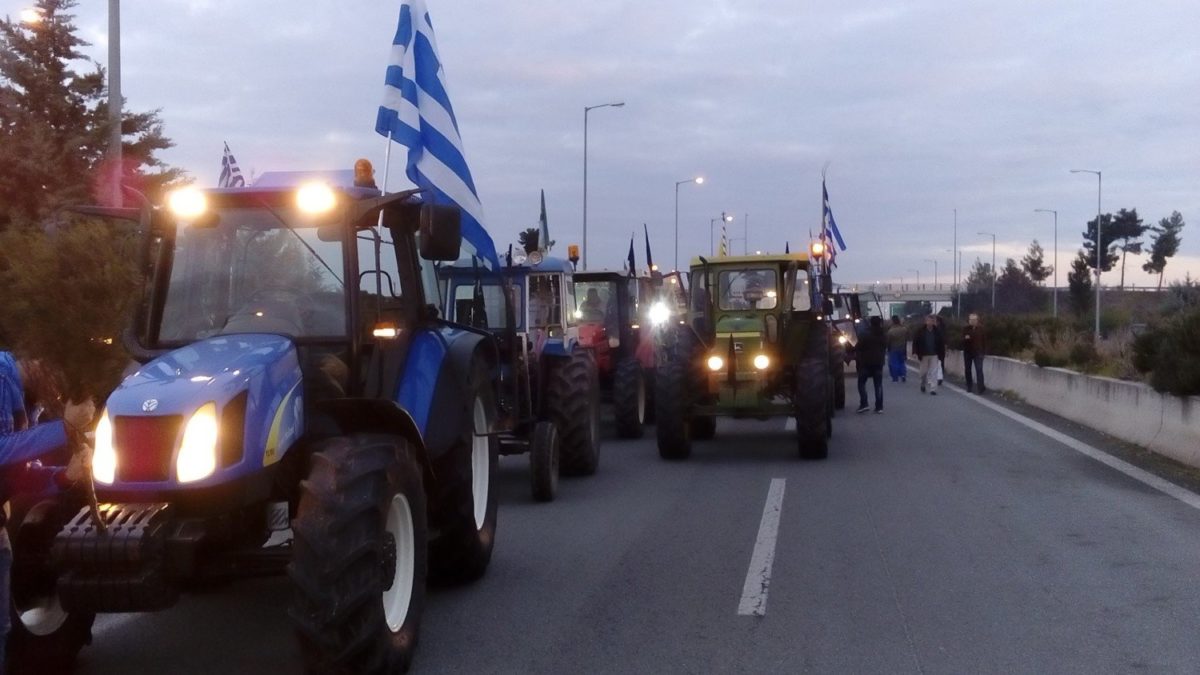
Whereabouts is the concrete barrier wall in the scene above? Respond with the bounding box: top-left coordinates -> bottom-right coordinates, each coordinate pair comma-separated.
943,350 -> 1200,469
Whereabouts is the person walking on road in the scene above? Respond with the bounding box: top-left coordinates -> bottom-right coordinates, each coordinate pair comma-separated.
0,351 -> 93,666
852,316 -> 887,413
912,315 -> 945,395
886,315 -> 908,382
962,312 -> 988,394
935,315 -> 947,385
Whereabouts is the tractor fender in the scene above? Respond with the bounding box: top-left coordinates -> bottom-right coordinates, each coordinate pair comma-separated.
313,399 -> 428,461
417,329 -> 497,461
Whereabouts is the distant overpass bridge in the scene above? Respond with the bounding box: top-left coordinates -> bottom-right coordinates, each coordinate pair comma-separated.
838,283 -> 957,303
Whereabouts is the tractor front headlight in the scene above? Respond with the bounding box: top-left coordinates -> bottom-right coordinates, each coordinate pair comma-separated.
648,301 -> 671,326
608,337 -> 620,349
296,182 -> 337,214
176,403 -> 219,483
707,355 -> 724,371
753,354 -> 770,370
167,188 -> 207,220
92,411 -> 117,485
837,334 -> 849,345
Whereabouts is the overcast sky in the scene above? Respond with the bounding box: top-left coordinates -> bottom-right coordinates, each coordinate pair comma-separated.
14,0 -> 1200,286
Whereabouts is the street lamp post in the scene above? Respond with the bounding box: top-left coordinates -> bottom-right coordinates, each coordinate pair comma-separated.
953,208 -> 959,317
908,268 -> 920,287
710,212 -> 733,256
1071,169 -> 1102,341
108,0 -> 122,207
582,101 -> 624,270
924,259 -> 938,286
674,176 -> 703,269
978,232 -> 996,310
1034,208 -> 1059,318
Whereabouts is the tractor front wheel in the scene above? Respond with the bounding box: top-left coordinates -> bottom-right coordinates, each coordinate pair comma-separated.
655,344 -> 693,460
290,435 -> 428,674
6,497 -> 95,674
529,421 -> 560,502
795,360 -> 831,459
548,350 -> 601,476
613,356 -> 647,439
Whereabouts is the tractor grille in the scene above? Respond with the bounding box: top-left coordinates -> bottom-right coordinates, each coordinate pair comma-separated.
114,415 -> 183,482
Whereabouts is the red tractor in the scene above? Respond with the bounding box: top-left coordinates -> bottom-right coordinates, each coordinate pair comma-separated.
574,271 -> 664,438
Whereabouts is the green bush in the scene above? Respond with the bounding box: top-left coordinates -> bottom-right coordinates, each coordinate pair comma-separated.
1133,307 -> 1200,396
1033,350 -> 1069,368
1069,341 -> 1099,368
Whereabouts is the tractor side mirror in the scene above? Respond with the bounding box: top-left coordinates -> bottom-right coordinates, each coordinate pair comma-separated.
418,204 -> 462,261
849,294 -> 863,320
820,272 -> 833,295
822,299 -> 834,316
317,223 -> 343,242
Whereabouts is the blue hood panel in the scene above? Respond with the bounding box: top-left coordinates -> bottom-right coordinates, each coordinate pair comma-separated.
105,334 -> 303,489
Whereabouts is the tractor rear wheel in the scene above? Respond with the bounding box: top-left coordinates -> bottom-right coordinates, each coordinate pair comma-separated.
290,435 -> 428,674
833,360 -> 846,411
548,350 -> 601,476
655,340 -> 693,460
613,356 -> 646,439
529,421 -> 560,502
6,496 -> 95,674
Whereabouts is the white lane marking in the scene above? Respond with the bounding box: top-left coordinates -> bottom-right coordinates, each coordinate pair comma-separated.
738,478 -> 787,616
949,384 -> 1200,512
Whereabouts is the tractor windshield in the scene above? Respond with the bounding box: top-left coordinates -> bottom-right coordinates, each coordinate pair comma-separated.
450,279 -> 516,330
158,207 -> 347,343
717,268 -> 779,311
574,280 -> 620,333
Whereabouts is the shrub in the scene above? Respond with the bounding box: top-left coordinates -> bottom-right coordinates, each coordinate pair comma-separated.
1069,341 -> 1099,368
1134,306 -> 1200,396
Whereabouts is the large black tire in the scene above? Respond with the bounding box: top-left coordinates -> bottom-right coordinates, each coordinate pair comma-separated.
643,367 -> 657,424
655,340 -> 693,460
429,360 -> 499,585
6,497 -> 95,674
613,356 -> 647,439
290,435 -> 429,674
529,421 -> 560,502
795,358 -> 831,459
547,350 -> 601,476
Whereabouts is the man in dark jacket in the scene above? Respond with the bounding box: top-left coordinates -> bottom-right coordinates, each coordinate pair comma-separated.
962,313 -> 987,394
912,314 -> 945,395
852,316 -> 888,413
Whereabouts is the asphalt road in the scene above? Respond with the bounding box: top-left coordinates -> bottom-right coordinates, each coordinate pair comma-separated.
75,377 -> 1200,674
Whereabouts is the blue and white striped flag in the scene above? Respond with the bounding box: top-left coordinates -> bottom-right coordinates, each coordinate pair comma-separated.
376,0 -> 499,269
821,179 -> 847,268
219,142 -> 245,188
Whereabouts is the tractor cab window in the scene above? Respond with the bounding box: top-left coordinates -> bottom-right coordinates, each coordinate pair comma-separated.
356,227 -> 407,334
792,276 -> 813,312
717,269 -> 779,311
159,208 -> 346,343
451,279 -> 513,330
575,280 -> 619,333
528,273 -> 563,329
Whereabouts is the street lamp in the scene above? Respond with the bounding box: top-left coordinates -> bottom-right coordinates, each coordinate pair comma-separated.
710,212 -> 733,256
582,101 -> 624,270
1071,169 -> 1102,341
978,232 -> 996,310
924,259 -> 938,286
907,268 -> 920,286
1034,208 -> 1059,318
953,208 -> 959,317
674,176 -> 703,269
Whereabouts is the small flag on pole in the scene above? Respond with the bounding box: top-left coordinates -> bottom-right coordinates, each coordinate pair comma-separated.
643,223 -> 654,272
376,0 -> 499,269
219,142 -> 245,188
626,235 -> 636,276
821,178 -> 847,268
538,189 -> 551,253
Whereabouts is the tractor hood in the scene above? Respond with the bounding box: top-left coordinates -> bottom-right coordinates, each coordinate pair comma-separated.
715,315 -> 765,335
108,334 -> 298,417
102,334 -> 304,488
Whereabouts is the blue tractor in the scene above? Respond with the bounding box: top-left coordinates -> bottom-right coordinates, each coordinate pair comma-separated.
440,251 -> 601,502
13,167 -> 502,673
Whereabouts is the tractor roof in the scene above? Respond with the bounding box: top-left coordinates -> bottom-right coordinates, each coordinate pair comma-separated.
690,253 -> 810,268
442,254 -> 576,278
574,270 -> 637,282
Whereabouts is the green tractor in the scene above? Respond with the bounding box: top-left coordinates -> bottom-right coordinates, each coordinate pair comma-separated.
653,249 -> 837,459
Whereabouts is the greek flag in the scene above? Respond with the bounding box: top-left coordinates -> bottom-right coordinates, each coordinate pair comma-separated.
821,179 -> 847,267
219,142 -> 245,188
376,0 -> 499,269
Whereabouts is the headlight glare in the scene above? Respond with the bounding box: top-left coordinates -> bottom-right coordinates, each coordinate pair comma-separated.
753,354 -> 770,370
707,355 -> 724,371
92,411 -> 116,484
648,301 -> 671,326
176,402 -> 219,483
167,188 -> 207,219
296,182 -> 337,214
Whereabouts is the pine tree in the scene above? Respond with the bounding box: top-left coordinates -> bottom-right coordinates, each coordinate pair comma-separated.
0,0 -> 182,230
1067,250 -> 1094,316
1020,239 -> 1052,284
1109,208 -> 1147,288
965,258 -> 995,293
1143,211 -> 1185,291
1081,213 -> 1120,276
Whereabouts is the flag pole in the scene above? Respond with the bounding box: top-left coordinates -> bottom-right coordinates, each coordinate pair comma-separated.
381,132 -> 394,193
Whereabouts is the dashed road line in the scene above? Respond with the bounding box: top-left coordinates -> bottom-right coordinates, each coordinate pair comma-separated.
738,478 -> 787,616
